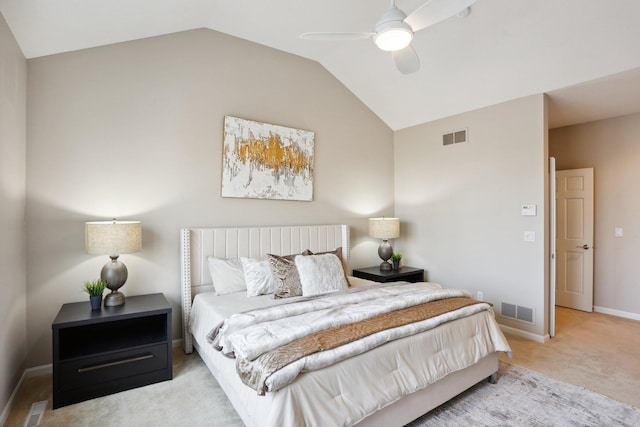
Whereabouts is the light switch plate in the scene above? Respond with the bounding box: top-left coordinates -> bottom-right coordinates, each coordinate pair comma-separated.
615,228 -> 623,237
524,231 -> 536,242
522,204 -> 537,216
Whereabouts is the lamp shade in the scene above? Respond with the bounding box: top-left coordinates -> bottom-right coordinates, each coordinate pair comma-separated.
368,218 -> 400,240
85,220 -> 142,255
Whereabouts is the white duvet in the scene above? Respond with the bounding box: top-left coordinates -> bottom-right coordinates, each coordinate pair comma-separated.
190,281 -> 512,427
215,282 -> 465,358
211,282 -> 499,394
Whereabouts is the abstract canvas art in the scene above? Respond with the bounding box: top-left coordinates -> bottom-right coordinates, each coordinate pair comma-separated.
221,116 -> 315,201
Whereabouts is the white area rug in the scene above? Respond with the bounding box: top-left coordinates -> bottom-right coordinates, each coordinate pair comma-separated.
409,361 -> 640,427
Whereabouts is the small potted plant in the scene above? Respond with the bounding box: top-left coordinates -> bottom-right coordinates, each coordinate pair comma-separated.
391,253 -> 402,271
84,279 -> 107,310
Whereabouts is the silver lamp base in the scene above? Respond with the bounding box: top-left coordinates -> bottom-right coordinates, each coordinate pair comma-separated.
100,255 -> 128,307
104,291 -> 125,307
379,260 -> 392,271
378,240 -> 393,271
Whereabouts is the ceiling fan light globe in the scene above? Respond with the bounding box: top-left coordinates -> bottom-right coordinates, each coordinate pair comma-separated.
374,27 -> 413,52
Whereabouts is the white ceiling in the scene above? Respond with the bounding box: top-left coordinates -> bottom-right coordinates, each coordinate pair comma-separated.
2,0 -> 640,130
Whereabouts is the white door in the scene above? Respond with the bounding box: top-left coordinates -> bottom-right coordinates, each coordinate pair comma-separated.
555,168 -> 594,312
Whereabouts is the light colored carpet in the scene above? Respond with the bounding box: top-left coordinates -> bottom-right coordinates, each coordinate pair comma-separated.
4,348 -> 243,427
6,350 -> 639,427
500,306 -> 640,409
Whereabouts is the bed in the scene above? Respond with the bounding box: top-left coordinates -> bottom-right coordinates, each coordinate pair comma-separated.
181,224 -> 511,427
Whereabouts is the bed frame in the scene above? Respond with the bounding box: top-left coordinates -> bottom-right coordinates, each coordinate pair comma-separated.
180,224 -> 498,427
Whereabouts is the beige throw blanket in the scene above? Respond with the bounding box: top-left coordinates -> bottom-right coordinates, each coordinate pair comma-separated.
209,282 -> 495,395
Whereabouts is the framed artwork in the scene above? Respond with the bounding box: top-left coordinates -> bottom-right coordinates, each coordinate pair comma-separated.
221,116 -> 315,201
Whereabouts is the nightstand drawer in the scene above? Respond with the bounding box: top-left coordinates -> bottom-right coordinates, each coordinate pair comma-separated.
59,343 -> 169,391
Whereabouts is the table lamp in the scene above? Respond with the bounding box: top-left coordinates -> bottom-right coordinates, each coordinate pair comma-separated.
85,219 -> 142,307
368,217 -> 400,271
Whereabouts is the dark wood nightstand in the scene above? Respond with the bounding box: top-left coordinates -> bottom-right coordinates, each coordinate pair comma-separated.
52,293 -> 172,409
352,266 -> 424,283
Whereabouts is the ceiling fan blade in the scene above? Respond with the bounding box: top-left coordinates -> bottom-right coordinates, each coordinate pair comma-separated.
392,45 -> 420,74
300,32 -> 374,41
405,0 -> 476,32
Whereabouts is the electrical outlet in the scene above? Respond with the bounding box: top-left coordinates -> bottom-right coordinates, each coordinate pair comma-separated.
476,291 -> 483,300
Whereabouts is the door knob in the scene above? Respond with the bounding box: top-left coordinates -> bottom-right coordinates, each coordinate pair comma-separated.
576,244 -> 590,250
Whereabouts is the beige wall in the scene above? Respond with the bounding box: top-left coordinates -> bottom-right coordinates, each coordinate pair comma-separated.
550,113 -> 640,317
394,95 -> 549,337
0,12 -> 27,418
26,29 -> 394,367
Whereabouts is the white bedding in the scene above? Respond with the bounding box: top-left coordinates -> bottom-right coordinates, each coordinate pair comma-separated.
189,280 -> 511,427
189,276 -> 387,341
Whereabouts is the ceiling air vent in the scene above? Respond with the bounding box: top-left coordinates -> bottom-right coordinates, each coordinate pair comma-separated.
442,128 -> 468,146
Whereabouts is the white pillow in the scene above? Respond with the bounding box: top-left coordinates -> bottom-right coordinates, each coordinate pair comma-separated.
206,257 -> 246,295
295,253 -> 348,297
241,257 -> 275,297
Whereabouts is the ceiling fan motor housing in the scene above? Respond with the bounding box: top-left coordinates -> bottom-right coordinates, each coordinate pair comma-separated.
373,6 -> 413,51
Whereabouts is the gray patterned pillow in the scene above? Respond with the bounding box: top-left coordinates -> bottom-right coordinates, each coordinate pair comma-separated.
268,253 -> 303,299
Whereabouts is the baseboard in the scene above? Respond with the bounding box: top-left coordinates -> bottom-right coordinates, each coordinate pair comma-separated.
25,363 -> 52,377
172,338 -> 184,348
0,372 -> 23,427
499,324 -> 548,343
594,305 -> 640,321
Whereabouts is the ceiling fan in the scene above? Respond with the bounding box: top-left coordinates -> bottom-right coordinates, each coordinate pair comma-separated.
300,0 -> 476,74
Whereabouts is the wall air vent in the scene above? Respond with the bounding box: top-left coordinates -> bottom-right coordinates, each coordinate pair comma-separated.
501,302 -> 516,318
501,302 -> 534,324
442,128 -> 468,146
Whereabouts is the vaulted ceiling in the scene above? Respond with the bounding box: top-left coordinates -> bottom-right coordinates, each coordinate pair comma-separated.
2,0 -> 640,130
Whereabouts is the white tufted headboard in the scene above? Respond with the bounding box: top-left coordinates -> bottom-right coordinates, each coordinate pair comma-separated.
180,224 -> 350,353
